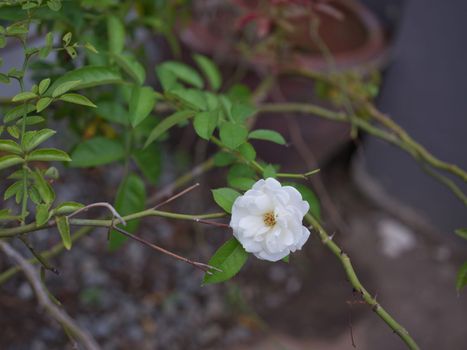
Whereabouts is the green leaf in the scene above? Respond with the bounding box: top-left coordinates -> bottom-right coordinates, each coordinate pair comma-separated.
0,73 -> 10,84
12,91 -> 37,102
0,155 -> 23,170
249,129 -> 286,145
35,204 -> 51,226
96,101 -> 128,125
0,139 -> 22,154
203,238 -> 248,285
36,97 -> 53,112
456,262 -> 467,292
238,142 -> 256,161
4,180 -> 22,200
16,115 -> 45,126
282,255 -> 290,263
227,164 -> 256,191
231,103 -> 256,123
129,86 -> 156,127
51,80 -> 82,98
211,188 -> 240,214
65,46 -> 78,59
133,144 -> 161,185
193,110 -> 218,140
262,164 -> 277,179
7,126 -> 19,139
155,65 -> 180,92
219,122 -> 248,149
47,0 -> 62,12
27,148 -> 71,162
4,104 -> 35,123
47,66 -> 122,92
70,137 -> 125,167
59,93 -> 97,108
113,53 -> 145,85
107,16 -> 125,54
23,129 -> 56,152
158,61 -> 203,89
193,54 -> 221,91
213,152 -> 236,167
168,88 -> 206,111
31,169 -> 55,205
286,183 -> 321,220
53,201 -> 84,215
144,110 -> 193,148
455,228 -> 467,240
38,78 -> 51,95
62,32 -> 72,46
56,216 -> 72,250
109,173 -> 146,250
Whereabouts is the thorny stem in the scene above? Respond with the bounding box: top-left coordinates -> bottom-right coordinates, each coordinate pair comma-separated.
306,213 -> 419,350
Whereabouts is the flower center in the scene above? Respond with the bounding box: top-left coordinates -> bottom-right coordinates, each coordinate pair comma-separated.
263,211 -> 276,227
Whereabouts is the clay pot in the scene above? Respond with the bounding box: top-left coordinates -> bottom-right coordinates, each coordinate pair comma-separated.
179,0 -> 386,72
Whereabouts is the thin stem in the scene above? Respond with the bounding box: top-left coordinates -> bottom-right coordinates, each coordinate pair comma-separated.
306,213 -> 419,350
153,183 -> 200,209
111,226 -> 221,274
0,209 -> 226,238
0,241 -> 100,350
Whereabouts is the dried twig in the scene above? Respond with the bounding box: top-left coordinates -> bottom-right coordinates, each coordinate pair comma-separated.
153,183 -> 200,209
0,241 -> 100,350
111,226 -> 221,274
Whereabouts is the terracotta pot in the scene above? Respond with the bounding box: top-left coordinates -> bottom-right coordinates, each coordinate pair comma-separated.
179,0 -> 386,72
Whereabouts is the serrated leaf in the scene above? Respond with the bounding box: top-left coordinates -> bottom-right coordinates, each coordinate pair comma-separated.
193,54 -> 221,91
59,93 -> 97,108
47,66 -> 122,92
4,104 -> 35,123
53,201 -> 84,215
456,262 -> 467,292
35,204 -> 50,226
36,97 -> 53,112
158,61 -> 203,89
70,137 -> 124,167
203,238 -> 248,285
455,228 -> 467,240
0,155 -> 23,170
109,173 -> 146,250
219,122 -> 248,149
56,216 -> 72,250
193,110 -> 218,140
0,139 -> 22,154
7,126 -> 19,139
249,129 -> 286,145
113,53 -> 145,85
12,91 -> 37,102
107,16 -> 125,54
211,188 -> 240,214
27,148 -> 71,162
129,86 -> 156,127
23,128 -> 56,152
51,80 -> 82,98
144,110 -> 193,148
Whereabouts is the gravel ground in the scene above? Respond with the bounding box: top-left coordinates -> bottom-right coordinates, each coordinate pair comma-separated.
1,145 -> 466,350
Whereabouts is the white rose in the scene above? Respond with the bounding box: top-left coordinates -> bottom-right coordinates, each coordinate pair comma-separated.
230,178 -> 311,262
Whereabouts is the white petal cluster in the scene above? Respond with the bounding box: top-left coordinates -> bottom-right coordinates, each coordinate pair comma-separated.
230,178 -> 310,262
